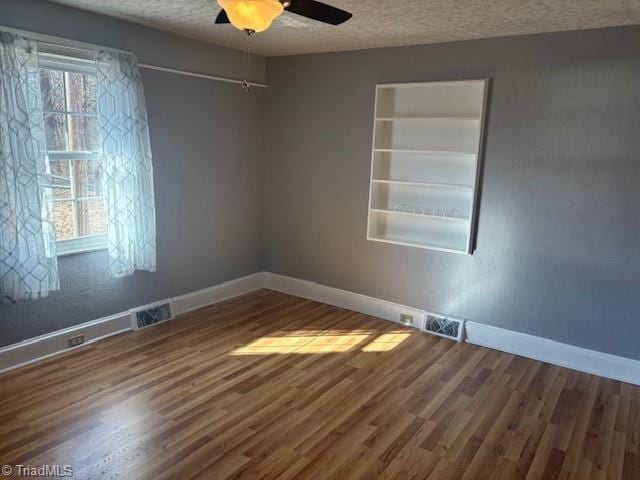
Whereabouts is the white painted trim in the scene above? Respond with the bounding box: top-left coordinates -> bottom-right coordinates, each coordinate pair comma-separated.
264,273 -> 640,386
0,312 -> 131,374
56,235 -> 108,257
465,321 -> 640,386
0,272 -> 264,374
2,271 -> 639,387
171,272 -> 264,316
377,79 -> 489,88
263,272 -> 425,329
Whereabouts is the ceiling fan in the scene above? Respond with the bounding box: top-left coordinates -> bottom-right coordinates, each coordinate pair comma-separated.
216,0 -> 353,33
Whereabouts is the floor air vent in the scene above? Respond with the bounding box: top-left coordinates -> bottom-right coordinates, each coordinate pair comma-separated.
423,313 -> 464,341
131,301 -> 174,330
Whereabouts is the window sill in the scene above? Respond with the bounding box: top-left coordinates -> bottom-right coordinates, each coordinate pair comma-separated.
56,235 -> 107,257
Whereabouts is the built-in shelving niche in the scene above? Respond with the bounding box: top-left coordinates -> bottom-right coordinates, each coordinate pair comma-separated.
367,80 -> 489,254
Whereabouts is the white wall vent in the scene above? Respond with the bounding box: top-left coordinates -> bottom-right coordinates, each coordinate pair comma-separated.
130,300 -> 174,330
423,312 -> 465,341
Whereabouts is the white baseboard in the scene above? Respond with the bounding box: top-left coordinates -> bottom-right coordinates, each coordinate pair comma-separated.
465,321 -> 640,386
264,272 -> 639,386
0,272 -> 264,374
3,271 -> 639,386
171,272 -> 264,316
0,312 -> 131,374
263,272 -> 425,329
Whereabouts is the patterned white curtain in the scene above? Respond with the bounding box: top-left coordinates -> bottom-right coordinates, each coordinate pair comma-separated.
96,51 -> 156,278
0,33 -> 59,301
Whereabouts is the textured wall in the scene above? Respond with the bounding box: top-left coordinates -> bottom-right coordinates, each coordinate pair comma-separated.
2,1 -> 639,363
0,0 -> 265,346
264,27 -> 640,360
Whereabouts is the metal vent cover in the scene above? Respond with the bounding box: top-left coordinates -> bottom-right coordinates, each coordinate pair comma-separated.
423,312 -> 464,341
131,301 -> 174,330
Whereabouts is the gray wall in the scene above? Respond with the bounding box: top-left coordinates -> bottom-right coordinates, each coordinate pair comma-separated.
264,27 -> 640,360
0,0 -> 265,345
0,0 -> 266,83
1,0 -> 639,363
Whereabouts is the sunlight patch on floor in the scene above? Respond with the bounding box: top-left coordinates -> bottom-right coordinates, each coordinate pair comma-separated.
362,333 -> 411,352
230,329 -> 411,355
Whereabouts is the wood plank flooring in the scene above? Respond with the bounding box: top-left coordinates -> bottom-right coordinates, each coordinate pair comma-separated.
1,289 -> 639,479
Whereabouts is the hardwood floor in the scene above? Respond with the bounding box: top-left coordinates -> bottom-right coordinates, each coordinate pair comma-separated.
1,289 -> 639,479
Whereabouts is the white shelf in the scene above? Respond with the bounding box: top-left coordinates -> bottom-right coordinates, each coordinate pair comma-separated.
373,148 -> 476,157
370,208 -> 469,223
368,233 -> 469,255
371,179 -> 473,190
367,79 -> 488,254
376,116 -> 480,122
377,80 -> 485,89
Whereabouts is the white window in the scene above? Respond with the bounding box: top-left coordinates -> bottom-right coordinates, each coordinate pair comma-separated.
39,45 -> 107,256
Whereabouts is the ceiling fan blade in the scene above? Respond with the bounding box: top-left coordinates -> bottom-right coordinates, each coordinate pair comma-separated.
215,9 -> 230,24
286,0 -> 352,25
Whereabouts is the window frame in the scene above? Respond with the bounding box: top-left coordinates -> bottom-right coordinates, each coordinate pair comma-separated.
39,45 -> 108,257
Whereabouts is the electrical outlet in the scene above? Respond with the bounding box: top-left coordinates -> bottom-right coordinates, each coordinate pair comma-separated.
400,313 -> 414,326
68,334 -> 85,348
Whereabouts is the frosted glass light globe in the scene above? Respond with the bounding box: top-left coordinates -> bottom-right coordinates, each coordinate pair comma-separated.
218,0 -> 284,32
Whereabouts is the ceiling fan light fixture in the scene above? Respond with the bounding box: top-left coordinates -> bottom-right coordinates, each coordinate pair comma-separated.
217,0 -> 284,33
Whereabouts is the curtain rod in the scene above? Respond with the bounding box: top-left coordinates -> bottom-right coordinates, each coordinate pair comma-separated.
137,64 -> 267,88
0,24 -> 268,88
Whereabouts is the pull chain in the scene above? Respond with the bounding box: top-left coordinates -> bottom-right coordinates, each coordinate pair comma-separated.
242,29 -> 253,92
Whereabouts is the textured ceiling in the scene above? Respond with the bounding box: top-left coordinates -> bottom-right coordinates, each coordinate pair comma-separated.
46,0 -> 640,56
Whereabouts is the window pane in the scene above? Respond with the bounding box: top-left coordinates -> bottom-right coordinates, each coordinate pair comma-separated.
67,115 -> 97,151
65,72 -> 97,113
40,69 -> 65,112
76,199 -> 106,237
73,159 -> 103,197
44,113 -> 67,151
50,160 -> 72,200
53,200 -> 75,240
